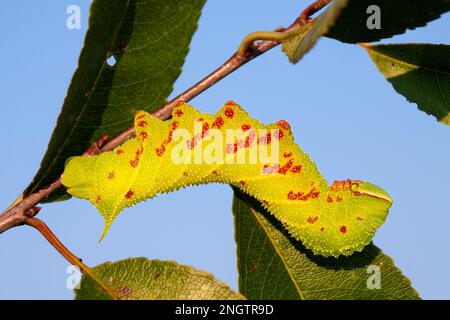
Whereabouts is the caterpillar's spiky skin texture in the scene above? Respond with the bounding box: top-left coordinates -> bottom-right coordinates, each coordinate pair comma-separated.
62,102 -> 392,257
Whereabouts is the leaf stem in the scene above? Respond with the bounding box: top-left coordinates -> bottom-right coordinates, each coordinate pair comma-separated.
236,0 -> 331,56
24,217 -> 118,299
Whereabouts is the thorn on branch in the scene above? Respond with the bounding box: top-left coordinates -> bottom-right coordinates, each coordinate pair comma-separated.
297,0 -> 332,25
24,207 -> 41,218
83,135 -> 108,156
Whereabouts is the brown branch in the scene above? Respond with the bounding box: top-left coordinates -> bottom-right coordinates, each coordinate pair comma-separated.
297,0 -> 332,25
25,217 -> 118,299
0,0 -> 331,235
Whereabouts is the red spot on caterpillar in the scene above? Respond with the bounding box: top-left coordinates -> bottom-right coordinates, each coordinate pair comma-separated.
225,100 -> 237,106
130,159 -> 139,167
283,152 -> 292,158
125,190 -> 134,199
212,116 -> 224,129
244,136 -> 251,148
212,170 -> 218,176
171,121 -> 179,130
175,100 -> 185,107
262,163 -> 279,175
138,121 -> 147,127
336,195 -> 343,202
307,216 -> 318,224
245,130 -> 256,147
278,159 -> 294,174
186,136 -> 199,149
266,133 -> 272,143
156,145 -> 166,156
291,165 -> 302,173
163,131 -> 173,144
135,147 -> 143,158
258,133 -> 271,145
140,131 -> 148,140
225,107 -> 234,119
287,191 -> 296,200
306,188 -> 320,200
287,188 -> 320,201
202,122 -> 209,137
274,129 -> 284,140
183,172 -> 189,177
241,124 -> 251,131
226,143 -> 238,154
175,109 -> 184,117
320,227 -> 325,232
136,113 -> 146,119
130,148 -> 144,165
239,180 -> 247,187
116,149 -> 124,155
331,180 -> 343,191
276,120 -> 290,131
326,195 -> 333,203
95,195 -> 102,204
340,225 -> 347,234
331,179 -> 361,192
197,117 -> 204,122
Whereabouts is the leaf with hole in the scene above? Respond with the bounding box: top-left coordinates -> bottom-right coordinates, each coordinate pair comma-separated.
24,0 -> 205,202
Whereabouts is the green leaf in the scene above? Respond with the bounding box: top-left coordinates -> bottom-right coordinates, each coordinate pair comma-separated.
24,0 -> 205,201
326,0 -> 450,43
76,258 -> 244,300
233,191 -> 420,300
282,0 -> 349,63
365,44 -> 450,125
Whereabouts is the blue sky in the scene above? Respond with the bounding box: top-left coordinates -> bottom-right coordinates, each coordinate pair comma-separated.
0,1 -> 449,299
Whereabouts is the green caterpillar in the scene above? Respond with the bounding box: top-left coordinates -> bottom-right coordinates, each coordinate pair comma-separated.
62,101 -> 392,257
